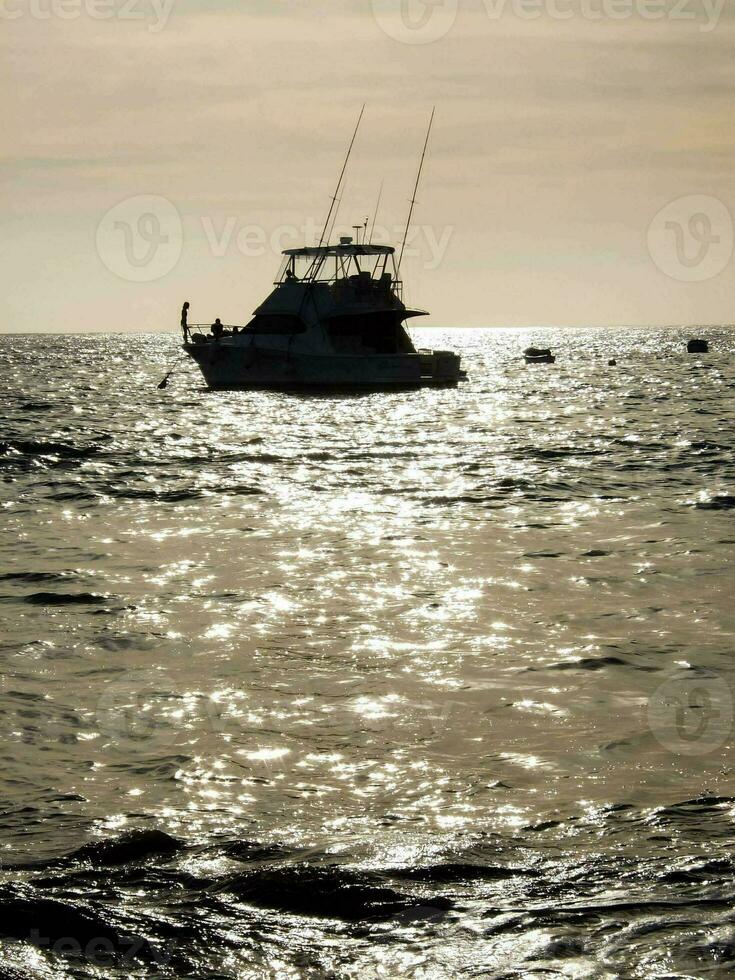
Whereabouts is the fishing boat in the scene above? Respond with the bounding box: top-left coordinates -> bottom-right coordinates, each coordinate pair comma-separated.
179,108 -> 467,391
182,237 -> 465,390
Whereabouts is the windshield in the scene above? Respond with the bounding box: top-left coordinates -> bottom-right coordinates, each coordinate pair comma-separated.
277,249 -> 398,285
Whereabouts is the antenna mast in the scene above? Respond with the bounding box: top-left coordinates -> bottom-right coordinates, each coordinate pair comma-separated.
398,106 -> 435,272
317,105 -> 365,250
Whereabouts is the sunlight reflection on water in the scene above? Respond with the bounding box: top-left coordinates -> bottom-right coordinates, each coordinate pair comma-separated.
1,327 -> 734,976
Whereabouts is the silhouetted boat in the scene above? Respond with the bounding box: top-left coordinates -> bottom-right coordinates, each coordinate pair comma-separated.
182,238 -> 466,390
181,106 -> 465,391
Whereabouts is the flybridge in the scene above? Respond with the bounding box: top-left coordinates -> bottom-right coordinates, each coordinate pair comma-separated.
277,236 -> 400,289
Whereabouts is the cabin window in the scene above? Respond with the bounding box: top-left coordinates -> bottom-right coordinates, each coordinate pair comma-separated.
325,314 -> 415,355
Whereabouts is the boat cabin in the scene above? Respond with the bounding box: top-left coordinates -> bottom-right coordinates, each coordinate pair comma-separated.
185,237 -> 427,356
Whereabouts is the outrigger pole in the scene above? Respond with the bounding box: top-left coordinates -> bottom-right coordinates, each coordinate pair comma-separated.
317,105 -> 366,250
398,106 -> 436,273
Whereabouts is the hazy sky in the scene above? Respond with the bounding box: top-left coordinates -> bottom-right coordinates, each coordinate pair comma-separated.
3,0 -> 735,331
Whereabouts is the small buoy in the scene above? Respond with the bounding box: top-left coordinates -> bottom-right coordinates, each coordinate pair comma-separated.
608,359 -> 617,366
524,347 -> 555,364
687,339 -> 709,354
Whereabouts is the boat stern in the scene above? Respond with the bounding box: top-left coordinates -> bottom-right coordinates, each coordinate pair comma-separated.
419,349 -> 467,384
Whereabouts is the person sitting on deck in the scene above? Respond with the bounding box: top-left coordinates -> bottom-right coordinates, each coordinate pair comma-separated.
211,318 -> 224,340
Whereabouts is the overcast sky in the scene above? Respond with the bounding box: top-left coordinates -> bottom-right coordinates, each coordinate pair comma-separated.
2,0 -> 735,331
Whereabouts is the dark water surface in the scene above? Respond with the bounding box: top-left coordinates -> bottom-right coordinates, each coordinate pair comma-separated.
1,327 -> 734,978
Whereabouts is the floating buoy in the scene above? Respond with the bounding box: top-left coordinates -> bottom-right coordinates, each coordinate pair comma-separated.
608,359 -> 617,366
524,347 -> 555,365
687,339 -> 709,354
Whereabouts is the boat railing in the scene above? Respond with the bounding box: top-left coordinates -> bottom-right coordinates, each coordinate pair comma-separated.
183,324 -> 247,343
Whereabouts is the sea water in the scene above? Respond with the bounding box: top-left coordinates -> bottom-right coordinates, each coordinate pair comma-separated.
1,327 -> 734,977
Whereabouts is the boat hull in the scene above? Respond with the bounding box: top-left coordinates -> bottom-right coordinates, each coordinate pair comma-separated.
524,355 -> 556,365
184,343 -> 465,390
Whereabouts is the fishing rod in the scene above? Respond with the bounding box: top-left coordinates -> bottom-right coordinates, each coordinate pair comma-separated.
398,106 -> 435,273
368,179 -> 384,245
316,105 -> 366,251
326,178 -> 348,248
